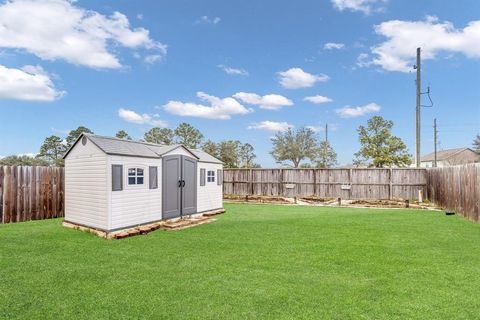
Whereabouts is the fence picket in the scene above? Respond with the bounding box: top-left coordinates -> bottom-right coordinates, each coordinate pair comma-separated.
427,164 -> 479,222
223,168 -> 427,200
0,166 -> 65,224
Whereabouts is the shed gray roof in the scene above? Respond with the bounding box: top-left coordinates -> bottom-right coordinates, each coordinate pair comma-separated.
64,133 -> 223,164
190,149 -> 224,164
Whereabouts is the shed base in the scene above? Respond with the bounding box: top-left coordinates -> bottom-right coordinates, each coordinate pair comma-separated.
63,208 -> 226,239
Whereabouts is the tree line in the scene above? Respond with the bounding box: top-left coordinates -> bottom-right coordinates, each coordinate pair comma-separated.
2,116 -> 478,168
0,123 -> 259,168
271,116 -> 412,168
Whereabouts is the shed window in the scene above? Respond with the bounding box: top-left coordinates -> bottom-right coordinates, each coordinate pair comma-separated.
149,166 -> 158,189
200,168 -> 206,186
128,168 -> 144,185
207,170 -> 215,182
217,169 -> 223,186
112,165 -> 123,191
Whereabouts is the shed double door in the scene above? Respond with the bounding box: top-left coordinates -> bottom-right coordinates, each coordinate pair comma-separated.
162,155 -> 197,219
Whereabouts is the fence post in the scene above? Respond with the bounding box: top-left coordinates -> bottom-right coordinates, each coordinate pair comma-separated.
280,169 -> 284,197
389,168 -> 393,200
249,169 -> 253,196
348,168 -> 352,199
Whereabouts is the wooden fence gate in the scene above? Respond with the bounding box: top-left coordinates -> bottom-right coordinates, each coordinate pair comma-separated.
0,166 -> 64,223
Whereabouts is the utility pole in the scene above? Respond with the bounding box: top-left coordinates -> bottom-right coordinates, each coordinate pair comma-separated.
415,47 -> 421,168
325,123 -> 328,143
433,118 -> 438,167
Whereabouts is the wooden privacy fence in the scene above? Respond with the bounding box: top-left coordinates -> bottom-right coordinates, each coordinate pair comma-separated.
223,168 -> 427,200
0,166 -> 64,224
427,164 -> 479,222
0,164 -> 477,224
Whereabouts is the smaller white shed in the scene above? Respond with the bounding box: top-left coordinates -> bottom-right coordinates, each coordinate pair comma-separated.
63,133 -> 223,232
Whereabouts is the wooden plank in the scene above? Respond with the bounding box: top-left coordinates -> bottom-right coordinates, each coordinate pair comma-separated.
24,167 -> 30,221
36,166 -> 41,220
3,166 -> 11,223
52,167 -> 58,218
0,166 -> 3,223
12,166 -> 17,222
31,166 -> 36,220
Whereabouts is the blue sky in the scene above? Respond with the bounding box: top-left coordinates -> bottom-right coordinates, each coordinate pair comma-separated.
0,0 -> 479,166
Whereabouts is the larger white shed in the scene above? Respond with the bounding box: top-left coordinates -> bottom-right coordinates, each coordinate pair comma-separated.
63,133 -> 223,232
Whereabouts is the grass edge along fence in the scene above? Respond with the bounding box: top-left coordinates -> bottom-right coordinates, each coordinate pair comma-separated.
223,168 -> 427,201
427,163 -> 479,223
0,166 -> 64,224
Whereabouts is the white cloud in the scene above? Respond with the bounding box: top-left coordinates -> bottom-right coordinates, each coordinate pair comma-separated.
0,0 -> 166,69
355,53 -> 372,68
51,127 -> 69,135
233,92 -> 293,110
331,0 -> 387,14
18,152 -> 37,157
335,103 -> 381,118
163,92 -> 252,120
196,16 -> 221,25
144,54 -> 162,64
306,125 -> 322,133
307,123 -> 339,133
0,64 -> 64,101
248,121 -> 293,132
277,67 -> 329,89
118,108 -> 167,126
367,17 -> 480,72
324,42 -> 345,50
303,95 -> 333,104
217,64 -> 249,76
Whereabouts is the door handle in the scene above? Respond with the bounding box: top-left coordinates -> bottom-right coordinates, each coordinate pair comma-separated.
182,180 -> 185,187
178,180 -> 182,187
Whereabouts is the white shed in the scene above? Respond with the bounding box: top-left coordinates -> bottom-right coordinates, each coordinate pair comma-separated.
63,133 -> 223,232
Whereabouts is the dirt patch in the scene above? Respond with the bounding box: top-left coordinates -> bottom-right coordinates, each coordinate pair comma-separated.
224,195 -> 438,210
223,194 -> 291,204
299,196 -> 336,204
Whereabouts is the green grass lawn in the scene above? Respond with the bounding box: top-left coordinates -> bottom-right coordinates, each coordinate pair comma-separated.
1,204 -> 480,319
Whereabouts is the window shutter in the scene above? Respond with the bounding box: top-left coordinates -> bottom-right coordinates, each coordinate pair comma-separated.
149,166 -> 158,189
200,168 -> 206,186
217,169 -> 222,185
112,165 -> 123,191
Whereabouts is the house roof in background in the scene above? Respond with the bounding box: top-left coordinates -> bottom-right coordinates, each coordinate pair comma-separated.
64,133 -> 223,164
421,148 -> 476,161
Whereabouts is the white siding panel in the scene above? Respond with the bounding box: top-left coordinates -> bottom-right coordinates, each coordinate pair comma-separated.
110,156 -> 162,230
65,139 -> 108,230
197,162 -> 223,212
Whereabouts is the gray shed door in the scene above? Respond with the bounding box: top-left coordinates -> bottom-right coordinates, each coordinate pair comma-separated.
181,156 -> 197,215
162,155 -> 197,219
162,156 -> 182,219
